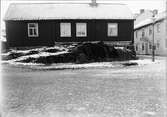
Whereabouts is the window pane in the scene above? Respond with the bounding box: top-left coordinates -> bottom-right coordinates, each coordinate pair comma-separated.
149,44 -> 152,49
142,29 -> 145,37
29,23 -> 36,28
60,23 -> 71,37
108,23 -> 118,37
142,43 -> 144,50
149,27 -> 152,35
29,29 -> 33,35
76,23 -> 87,37
136,45 -> 138,51
33,29 -> 37,35
28,23 -> 38,37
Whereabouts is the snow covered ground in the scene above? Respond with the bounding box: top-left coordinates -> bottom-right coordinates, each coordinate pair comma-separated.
1,45 -> 160,70
1,56 -> 166,117
1,56 -> 161,70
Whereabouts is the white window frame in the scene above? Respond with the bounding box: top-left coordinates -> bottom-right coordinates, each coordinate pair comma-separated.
107,23 -> 118,37
142,29 -> 145,37
28,23 -> 39,37
149,27 -> 152,35
76,23 -> 87,37
60,23 -> 71,37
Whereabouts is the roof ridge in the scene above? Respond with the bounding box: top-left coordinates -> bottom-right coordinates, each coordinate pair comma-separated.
5,2 -> 133,21
10,2 -> 126,5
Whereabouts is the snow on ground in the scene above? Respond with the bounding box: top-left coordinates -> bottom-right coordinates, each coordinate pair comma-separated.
12,51 -> 69,62
2,56 -> 166,117
1,45 -> 67,56
1,57 -> 161,70
1,45 -> 161,70
27,62 -> 116,70
129,59 -> 161,66
1,44 -> 160,70
24,59 -> 160,70
1,45 -> 68,62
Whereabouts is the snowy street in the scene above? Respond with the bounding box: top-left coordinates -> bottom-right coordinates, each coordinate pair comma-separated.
2,56 -> 167,117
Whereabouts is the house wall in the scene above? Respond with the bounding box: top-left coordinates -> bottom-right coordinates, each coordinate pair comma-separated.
134,19 -> 167,56
154,19 -> 167,55
5,20 -> 55,47
5,19 -> 134,47
55,20 -> 134,42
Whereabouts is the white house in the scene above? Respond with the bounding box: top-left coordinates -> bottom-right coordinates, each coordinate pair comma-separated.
134,10 -> 167,56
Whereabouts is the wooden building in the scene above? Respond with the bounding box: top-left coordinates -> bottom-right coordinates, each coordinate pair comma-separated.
4,2 -> 134,47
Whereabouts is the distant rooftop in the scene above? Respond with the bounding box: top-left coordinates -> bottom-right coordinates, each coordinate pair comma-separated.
4,3 -> 134,21
134,11 -> 166,29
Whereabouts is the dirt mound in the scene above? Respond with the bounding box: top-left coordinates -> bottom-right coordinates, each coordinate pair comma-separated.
2,42 -> 137,64
72,42 -> 136,63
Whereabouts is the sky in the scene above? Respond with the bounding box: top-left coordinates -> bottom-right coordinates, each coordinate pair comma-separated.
0,0 -> 166,30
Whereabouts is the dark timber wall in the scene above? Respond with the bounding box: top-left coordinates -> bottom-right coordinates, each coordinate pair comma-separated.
5,20 -> 55,47
5,19 -> 134,47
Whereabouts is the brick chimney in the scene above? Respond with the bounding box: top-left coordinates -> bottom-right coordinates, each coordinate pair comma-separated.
89,0 -> 98,7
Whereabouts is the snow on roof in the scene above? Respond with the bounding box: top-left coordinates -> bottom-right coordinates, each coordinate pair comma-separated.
134,18 -> 153,29
155,11 -> 166,22
4,3 -> 134,20
134,11 -> 166,29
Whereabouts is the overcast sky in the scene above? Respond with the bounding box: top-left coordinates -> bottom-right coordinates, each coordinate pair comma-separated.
0,0 -> 166,30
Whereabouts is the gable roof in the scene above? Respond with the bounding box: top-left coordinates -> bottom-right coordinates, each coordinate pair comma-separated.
4,3 -> 134,21
134,11 -> 166,30
134,18 -> 153,29
155,11 -> 166,21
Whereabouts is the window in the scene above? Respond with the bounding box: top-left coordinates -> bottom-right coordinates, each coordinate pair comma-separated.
28,23 -> 39,37
135,31 -> 138,38
136,45 -> 138,51
149,27 -> 152,35
142,43 -> 145,51
149,43 -> 152,49
157,23 -> 160,33
107,23 -> 118,37
157,42 -> 160,48
154,45 -> 156,50
76,23 -> 87,37
60,23 -> 71,37
142,29 -> 145,37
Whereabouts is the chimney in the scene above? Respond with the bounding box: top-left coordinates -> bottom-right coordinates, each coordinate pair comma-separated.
89,0 -> 98,7
134,13 -> 139,19
153,9 -> 158,15
140,9 -> 145,14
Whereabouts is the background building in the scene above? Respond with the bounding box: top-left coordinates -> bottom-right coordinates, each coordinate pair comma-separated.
134,10 -> 167,56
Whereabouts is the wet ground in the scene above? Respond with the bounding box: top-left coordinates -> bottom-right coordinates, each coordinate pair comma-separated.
1,56 -> 167,117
